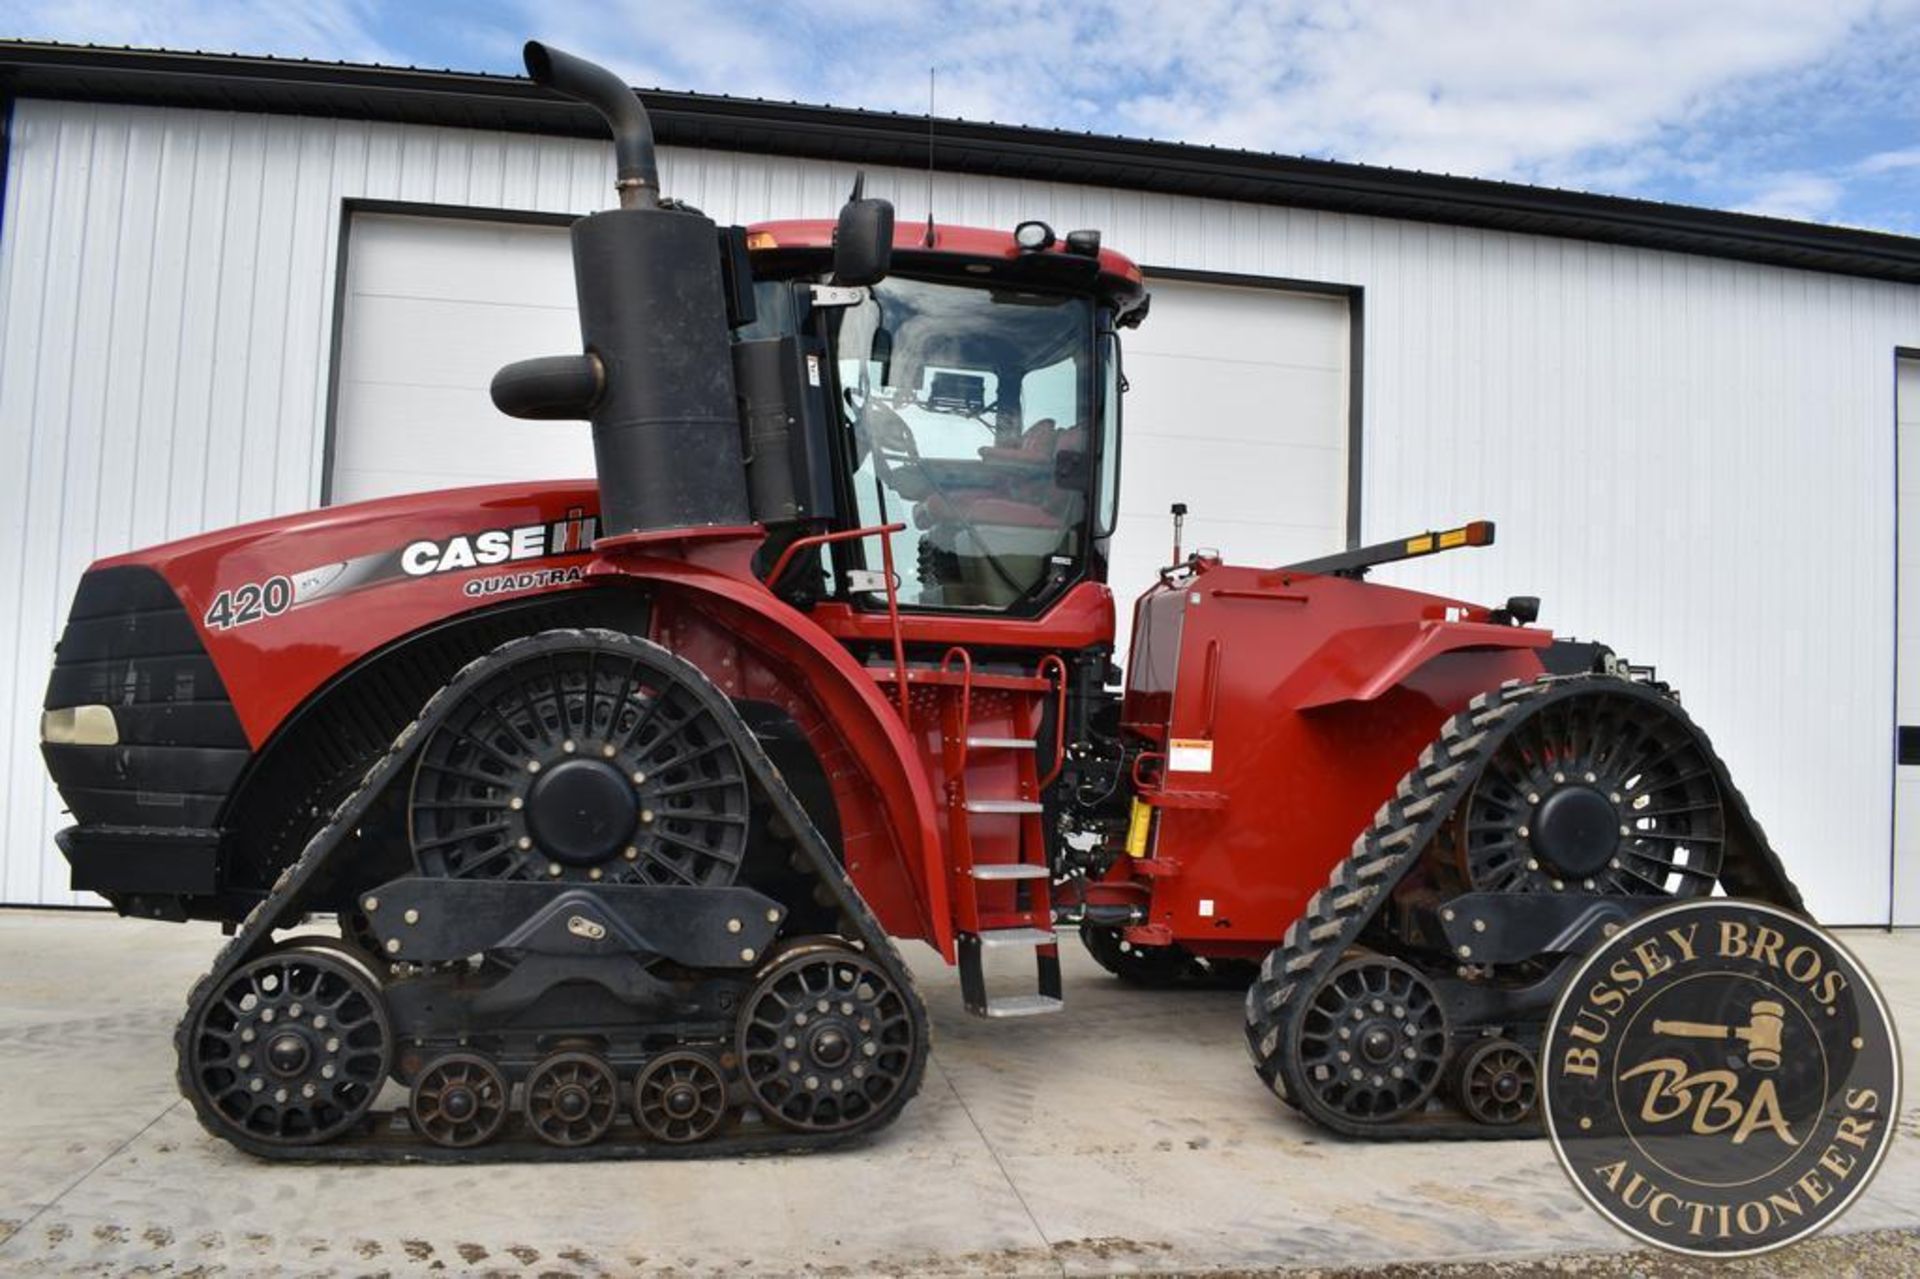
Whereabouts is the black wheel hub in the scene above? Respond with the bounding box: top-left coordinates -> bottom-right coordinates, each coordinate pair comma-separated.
739,947 -> 918,1133
265,1032 -> 311,1077
409,639 -> 751,887
1292,953 -> 1449,1126
1533,785 -> 1619,877
527,759 -> 638,866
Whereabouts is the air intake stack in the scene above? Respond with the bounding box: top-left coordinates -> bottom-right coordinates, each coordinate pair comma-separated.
491,42 -> 750,538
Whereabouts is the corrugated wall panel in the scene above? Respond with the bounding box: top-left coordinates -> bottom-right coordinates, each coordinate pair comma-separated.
2,98 -> 1916,920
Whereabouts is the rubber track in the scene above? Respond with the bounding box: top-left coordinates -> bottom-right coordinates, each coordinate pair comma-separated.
173,627 -> 930,1162
1243,673 -> 1803,1142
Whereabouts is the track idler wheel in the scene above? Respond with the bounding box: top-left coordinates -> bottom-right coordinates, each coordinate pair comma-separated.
633,1051 -> 728,1144
1449,1038 -> 1538,1128
1291,953 -> 1448,1127
183,942 -> 392,1147
409,1052 -> 510,1148
1079,924 -> 1196,987
738,945 -> 918,1133
523,1051 -> 618,1147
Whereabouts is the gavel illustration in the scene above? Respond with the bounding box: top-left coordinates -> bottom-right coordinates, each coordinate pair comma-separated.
1651,1000 -> 1786,1071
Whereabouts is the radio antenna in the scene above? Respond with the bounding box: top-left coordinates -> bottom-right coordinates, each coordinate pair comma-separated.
923,67 -> 936,247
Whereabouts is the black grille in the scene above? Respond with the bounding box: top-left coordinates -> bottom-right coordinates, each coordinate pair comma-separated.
42,564 -> 249,828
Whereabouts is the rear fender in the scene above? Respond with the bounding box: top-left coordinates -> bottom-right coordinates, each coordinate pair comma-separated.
601,553 -> 953,959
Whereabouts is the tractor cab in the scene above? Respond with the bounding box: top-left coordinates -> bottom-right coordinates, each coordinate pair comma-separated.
741,219 -> 1149,615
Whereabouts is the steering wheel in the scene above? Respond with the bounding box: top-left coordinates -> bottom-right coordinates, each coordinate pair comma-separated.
857,399 -> 935,500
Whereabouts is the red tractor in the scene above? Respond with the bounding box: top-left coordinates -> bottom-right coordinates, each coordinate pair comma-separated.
40,43 -> 1800,1158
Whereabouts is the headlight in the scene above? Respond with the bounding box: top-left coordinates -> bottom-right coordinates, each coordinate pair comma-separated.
1013,220 -> 1055,252
42,705 -> 119,746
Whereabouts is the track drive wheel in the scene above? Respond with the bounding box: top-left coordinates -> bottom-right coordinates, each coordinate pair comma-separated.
633,1051 -> 728,1145
1282,952 -> 1449,1128
182,942 -> 392,1148
409,1052 -> 510,1148
738,943 -> 918,1133
1451,685 -> 1725,897
523,1051 -> 618,1147
1449,1038 -> 1538,1127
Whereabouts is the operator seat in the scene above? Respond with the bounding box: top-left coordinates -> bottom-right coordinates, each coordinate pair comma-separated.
913,418 -> 1087,607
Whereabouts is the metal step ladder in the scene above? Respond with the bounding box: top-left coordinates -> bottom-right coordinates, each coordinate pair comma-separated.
935,649 -> 1066,1019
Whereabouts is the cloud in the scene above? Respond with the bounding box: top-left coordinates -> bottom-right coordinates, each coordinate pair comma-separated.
1735,173 -> 1845,220
506,1 -> 1880,176
5,0 -> 1920,230
0,0 -> 400,62
1858,146 -> 1920,175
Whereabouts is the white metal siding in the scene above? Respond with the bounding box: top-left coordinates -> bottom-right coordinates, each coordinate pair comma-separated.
3,98 -> 1916,920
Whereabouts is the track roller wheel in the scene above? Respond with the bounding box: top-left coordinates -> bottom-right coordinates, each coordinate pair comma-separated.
182,942 -> 391,1147
633,1051 -> 728,1144
738,944 -> 917,1133
1290,953 -> 1449,1127
409,1052 -> 509,1148
1450,1037 -> 1538,1127
523,1051 -> 618,1147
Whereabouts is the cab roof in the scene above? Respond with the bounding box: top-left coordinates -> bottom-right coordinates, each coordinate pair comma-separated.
746,219 -> 1148,318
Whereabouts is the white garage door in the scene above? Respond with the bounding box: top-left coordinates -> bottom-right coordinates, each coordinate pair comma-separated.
332,218 -> 1354,641
1896,356 -> 1920,925
331,214 -> 593,502
1107,279 -> 1351,620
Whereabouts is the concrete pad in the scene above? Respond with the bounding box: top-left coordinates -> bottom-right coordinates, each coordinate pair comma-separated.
0,910 -> 1914,1275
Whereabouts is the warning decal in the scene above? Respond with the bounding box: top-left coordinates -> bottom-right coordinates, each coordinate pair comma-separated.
1168,738 -> 1214,773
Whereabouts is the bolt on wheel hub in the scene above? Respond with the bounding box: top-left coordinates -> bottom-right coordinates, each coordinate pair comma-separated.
527,758 -> 638,866
265,1032 -> 311,1077
1358,1023 -> 1399,1065
1533,786 -> 1619,877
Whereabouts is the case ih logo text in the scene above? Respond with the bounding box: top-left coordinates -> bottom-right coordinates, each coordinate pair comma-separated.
401,509 -> 597,577
1542,900 -> 1899,1258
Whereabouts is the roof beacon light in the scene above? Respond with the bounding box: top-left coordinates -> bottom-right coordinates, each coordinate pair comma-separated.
1065,229 -> 1101,257
1014,220 -> 1055,252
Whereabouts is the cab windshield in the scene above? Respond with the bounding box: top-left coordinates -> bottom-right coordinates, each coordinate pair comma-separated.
834,277 -> 1099,610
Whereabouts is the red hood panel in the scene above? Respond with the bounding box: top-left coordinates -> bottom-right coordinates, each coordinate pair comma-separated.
103,481 -> 603,746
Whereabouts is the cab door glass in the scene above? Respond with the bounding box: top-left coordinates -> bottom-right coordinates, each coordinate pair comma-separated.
837,277 -> 1096,611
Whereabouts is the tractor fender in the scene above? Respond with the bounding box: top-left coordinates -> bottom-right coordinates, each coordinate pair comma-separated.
1288,619 -> 1552,711
598,553 -> 954,960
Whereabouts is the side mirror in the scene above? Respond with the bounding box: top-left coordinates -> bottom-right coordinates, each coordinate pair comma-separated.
834,176 -> 894,286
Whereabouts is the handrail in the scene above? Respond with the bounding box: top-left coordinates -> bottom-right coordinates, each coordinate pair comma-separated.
763,521 -> 911,721
1036,653 -> 1069,788
939,646 -> 975,747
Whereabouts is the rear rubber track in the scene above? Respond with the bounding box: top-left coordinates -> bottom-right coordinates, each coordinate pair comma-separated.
1243,672 -> 1802,1142
173,626 -> 930,1161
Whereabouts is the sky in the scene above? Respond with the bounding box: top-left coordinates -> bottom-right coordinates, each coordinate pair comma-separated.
7,0 -> 1920,233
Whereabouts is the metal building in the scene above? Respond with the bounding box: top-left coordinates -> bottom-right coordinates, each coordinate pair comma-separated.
2,44 -> 1918,923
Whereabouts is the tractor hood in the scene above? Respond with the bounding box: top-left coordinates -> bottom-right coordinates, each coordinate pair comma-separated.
80,480 -> 606,743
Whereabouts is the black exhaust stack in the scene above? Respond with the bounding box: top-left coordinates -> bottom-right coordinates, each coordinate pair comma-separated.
491,41 -> 750,538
